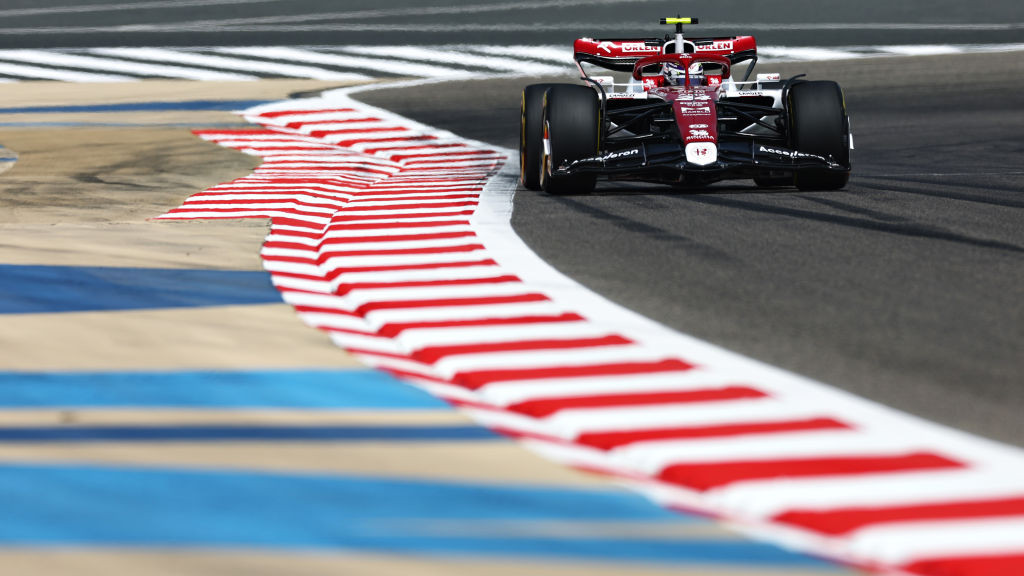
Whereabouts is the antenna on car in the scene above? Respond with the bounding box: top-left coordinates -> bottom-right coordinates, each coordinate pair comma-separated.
660,16 -> 698,54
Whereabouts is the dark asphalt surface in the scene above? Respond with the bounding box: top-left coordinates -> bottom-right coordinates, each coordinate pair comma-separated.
358,51 -> 1024,447
1,0 -> 1022,48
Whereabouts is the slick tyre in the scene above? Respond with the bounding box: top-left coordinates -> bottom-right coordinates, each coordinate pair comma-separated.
540,84 -> 599,195
788,80 -> 851,191
520,83 -> 552,190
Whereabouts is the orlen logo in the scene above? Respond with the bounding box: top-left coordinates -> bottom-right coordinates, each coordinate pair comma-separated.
688,129 -> 711,139
707,76 -> 722,86
598,41 -> 655,54
695,40 -> 734,52
623,42 -> 656,53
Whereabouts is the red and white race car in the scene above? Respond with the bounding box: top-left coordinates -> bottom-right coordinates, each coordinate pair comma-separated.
520,17 -> 853,194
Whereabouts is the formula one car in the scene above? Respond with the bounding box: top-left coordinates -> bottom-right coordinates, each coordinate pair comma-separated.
520,17 -> 853,194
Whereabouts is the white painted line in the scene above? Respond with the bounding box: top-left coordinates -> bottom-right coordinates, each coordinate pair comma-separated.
140,0 -> 659,29
0,49 -> 258,81
756,46 -> 865,61
330,265 -> 507,285
0,61 -> 132,82
877,44 -> 964,56
213,140 -> 336,147
217,46 -> 470,79
468,44 -> 572,64
316,130 -> 426,143
92,47 -> 368,81
0,0 -> 282,18
361,301 -> 572,327
710,466 -> 1024,520
157,210 -> 331,223
560,400 -> 827,436
845,516 -> 1024,565
278,122 -> 407,132
431,346 -> 674,378
152,22 -> 1024,33
338,45 -> 569,76
619,431 -> 942,475
328,283 -> 532,308
196,134 -> 330,143
195,194 -> 347,206
396,322 -> 612,350
253,111 -> 383,125
320,251 -> 488,271
477,370 -> 732,406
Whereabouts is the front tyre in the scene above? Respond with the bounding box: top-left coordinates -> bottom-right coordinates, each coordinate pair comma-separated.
519,83 -> 552,190
540,84 -> 600,195
788,80 -> 851,191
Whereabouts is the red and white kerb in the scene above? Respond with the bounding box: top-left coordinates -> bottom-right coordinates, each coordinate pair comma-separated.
159,88 -> 1024,576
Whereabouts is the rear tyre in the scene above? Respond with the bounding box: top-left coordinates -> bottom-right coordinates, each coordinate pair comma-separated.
540,84 -> 600,195
788,80 -> 851,191
519,83 -> 551,190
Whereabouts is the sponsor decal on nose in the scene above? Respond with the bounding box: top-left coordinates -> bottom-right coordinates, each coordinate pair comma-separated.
685,142 -> 717,165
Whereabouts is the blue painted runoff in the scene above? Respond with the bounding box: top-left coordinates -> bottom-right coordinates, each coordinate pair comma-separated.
0,369 -> 447,408
0,264 -> 282,313
0,463 -> 835,567
0,425 -> 494,442
0,100 -> 272,114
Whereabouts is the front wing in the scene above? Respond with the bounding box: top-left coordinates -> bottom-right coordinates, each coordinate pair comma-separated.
555,140 -> 849,184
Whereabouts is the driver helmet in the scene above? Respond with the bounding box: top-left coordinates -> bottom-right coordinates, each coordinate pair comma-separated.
663,61 -> 705,86
662,61 -> 686,86
687,62 -> 705,86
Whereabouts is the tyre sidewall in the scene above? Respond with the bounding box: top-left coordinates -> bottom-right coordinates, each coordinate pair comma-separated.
788,80 -> 851,190
540,84 -> 600,195
520,83 -> 550,190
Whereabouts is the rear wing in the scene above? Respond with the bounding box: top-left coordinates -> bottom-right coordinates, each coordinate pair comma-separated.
573,35 -> 758,79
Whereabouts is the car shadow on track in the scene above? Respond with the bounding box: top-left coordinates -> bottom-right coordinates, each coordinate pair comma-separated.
564,180 -> 796,197
526,180 -> 1024,254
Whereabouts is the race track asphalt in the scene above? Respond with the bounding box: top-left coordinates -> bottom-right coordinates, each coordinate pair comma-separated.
2,0 -> 1022,48
356,51 -> 1024,447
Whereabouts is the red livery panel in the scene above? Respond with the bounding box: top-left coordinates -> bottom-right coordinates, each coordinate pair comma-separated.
573,38 -> 663,60
574,35 -> 757,63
